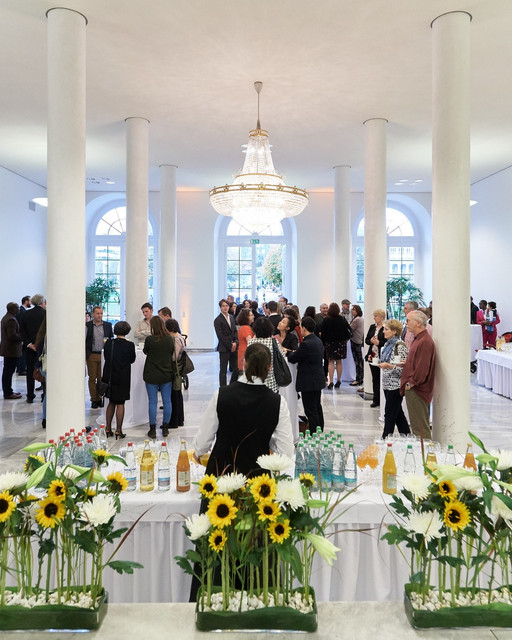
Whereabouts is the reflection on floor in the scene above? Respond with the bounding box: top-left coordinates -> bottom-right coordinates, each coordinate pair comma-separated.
1,351 -> 510,471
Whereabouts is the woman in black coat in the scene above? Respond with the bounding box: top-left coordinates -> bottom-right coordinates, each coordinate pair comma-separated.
364,309 -> 387,408
277,316 -> 299,353
102,321 -> 136,438
320,302 -> 351,389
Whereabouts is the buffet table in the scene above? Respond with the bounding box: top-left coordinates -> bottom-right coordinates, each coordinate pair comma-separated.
104,483 -> 408,604
476,349 -> 512,399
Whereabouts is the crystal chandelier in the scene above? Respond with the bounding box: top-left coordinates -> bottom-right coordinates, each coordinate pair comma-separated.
210,82 -> 308,234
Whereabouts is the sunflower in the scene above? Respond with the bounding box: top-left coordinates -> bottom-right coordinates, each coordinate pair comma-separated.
198,474 -> 218,499
0,491 -> 16,523
24,454 -> 45,473
268,519 -> 291,544
48,479 -> 67,503
250,474 -> 277,503
208,528 -> 227,553
107,471 -> 128,493
86,488 -> 96,499
35,497 -> 65,529
444,500 -> 471,531
438,479 -> 457,501
207,493 -> 238,528
257,500 -> 281,522
299,473 -> 316,489
91,449 -> 110,466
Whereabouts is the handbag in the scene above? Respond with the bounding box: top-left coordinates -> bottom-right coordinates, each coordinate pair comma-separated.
271,339 -> 292,387
96,340 -> 114,397
33,367 -> 45,383
179,350 -> 195,375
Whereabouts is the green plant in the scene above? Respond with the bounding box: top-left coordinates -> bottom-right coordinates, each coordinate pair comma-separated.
85,278 -> 119,313
386,277 -> 425,320
262,246 -> 284,289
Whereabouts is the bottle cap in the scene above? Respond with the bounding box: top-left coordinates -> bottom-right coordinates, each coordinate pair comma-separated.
128,442 -> 133,446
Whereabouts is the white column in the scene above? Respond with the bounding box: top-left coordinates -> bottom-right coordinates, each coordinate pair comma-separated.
333,165 -> 351,302
46,8 -> 87,440
125,117 -> 149,339
363,119 -> 388,396
159,164 -> 178,315
431,12 -> 472,450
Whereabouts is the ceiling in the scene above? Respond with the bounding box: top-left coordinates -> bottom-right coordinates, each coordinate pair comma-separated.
0,0 -> 511,195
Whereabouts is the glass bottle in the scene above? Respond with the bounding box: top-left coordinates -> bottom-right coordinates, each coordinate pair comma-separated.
382,443 -> 397,495
319,442 -> 333,490
158,442 -> 171,492
463,443 -> 477,470
98,424 -> 108,450
332,443 -> 345,492
176,439 -> 190,492
124,442 -> 137,492
425,442 -> 437,475
403,444 -> 416,473
140,439 -> 155,492
445,444 -> 457,465
294,441 -> 306,479
344,443 -> 358,490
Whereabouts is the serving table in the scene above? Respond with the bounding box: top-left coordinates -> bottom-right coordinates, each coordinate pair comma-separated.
476,349 -> 512,399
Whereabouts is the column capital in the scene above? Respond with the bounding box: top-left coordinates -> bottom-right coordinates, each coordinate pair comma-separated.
362,118 -> 388,126
431,11 -> 472,28
159,164 -> 178,169
46,7 -> 88,24
125,117 -> 150,124
333,164 -> 351,170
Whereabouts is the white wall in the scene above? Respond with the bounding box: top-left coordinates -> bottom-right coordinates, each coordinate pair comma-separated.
471,167 -> 512,331
0,167 -> 47,306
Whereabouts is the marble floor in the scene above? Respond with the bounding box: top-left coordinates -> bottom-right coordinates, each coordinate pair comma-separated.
1,351 -> 510,471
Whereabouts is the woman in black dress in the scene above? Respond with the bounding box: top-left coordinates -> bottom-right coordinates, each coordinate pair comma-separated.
320,302 -> 351,389
102,321 -> 136,439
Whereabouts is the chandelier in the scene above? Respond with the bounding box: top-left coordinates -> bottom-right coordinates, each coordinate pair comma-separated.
209,82 -> 308,234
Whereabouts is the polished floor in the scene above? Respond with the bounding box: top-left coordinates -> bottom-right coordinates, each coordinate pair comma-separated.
1,351 -> 510,472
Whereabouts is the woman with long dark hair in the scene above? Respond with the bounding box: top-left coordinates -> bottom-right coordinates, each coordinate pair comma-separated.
320,302 -> 351,389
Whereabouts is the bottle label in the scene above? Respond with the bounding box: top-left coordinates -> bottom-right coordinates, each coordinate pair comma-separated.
158,476 -> 170,490
140,469 -> 154,486
177,470 -> 190,488
385,472 -> 397,490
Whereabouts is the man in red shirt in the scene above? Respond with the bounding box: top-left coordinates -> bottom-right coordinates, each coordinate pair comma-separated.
400,310 -> 436,439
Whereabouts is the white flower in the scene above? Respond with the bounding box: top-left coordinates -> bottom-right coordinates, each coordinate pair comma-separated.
406,511 -> 444,542
185,513 -> 211,541
489,449 -> 512,471
453,475 -> 483,492
303,533 -> 340,565
257,454 -> 294,473
399,473 -> 431,500
216,473 -> 246,494
80,494 -> 117,525
276,478 -> 306,510
57,466 -> 80,480
491,495 -> 512,522
0,471 -> 30,492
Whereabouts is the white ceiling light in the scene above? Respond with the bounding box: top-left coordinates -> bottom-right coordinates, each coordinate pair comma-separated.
209,82 -> 308,234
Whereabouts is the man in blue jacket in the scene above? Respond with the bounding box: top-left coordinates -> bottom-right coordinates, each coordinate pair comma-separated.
287,315 -> 326,431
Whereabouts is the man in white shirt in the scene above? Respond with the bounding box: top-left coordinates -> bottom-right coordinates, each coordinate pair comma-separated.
134,302 -> 153,344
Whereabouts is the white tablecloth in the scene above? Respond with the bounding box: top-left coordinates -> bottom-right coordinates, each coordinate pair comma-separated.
476,349 -> 512,399
104,483 -> 407,604
470,324 -> 483,362
342,341 -> 357,382
279,360 -> 299,442
97,349 -> 148,428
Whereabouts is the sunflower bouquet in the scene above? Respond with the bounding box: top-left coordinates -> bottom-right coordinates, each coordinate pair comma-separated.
175,454 -> 344,615
382,432 -> 512,612
0,441 -> 141,612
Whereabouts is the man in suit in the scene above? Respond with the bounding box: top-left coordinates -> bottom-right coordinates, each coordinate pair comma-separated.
1,302 -> 23,399
85,305 -> 113,408
19,293 -> 46,403
214,298 -> 238,386
267,300 -> 282,335
287,315 -> 326,431
16,295 -> 31,375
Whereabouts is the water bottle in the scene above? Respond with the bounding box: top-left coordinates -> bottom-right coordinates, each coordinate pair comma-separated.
85,437 -> 94,468
61,442 -> 72,468
319,442 -> 333,490
306,442 -> 319,488
158,442 -> 171,492
332,443 -> 345,492
74,441 -> 85,467
294,441 -> 306,479
124,442 -> 137,492
344,443 -> 358,490
98,424 -> 108,450
46,439 -> 56,463
445,444 -> 457,465
403,444 -> 416,473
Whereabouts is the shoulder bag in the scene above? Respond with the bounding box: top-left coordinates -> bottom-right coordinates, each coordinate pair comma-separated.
271,339 -> 292,387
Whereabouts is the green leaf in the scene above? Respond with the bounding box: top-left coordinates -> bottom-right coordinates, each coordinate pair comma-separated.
306,499 -> 328,509
437,555 -> 465,568
494,492 -> 512,510
38,538 -> 55,560
410,571 -> 426,585
471,554 -> 491,567
23,443 -> 53,453
468,431 -> 486,453
107,560 -> 143,575
73,530 -> 98,553
107,454 -> 128,467
26,461 -> 51,489
289,544 -> 303,582
477,453 -> 498,465
175,555 -> 195,576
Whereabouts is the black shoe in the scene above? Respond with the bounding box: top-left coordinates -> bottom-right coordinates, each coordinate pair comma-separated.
327,382 -> 334,390
370,402 -> 380,408
91,401 -> 99,409
115,431 -> 126,440
161,424 -> 169,438
26,397 -> 34,404
334,381 -> 341,389
41,419 -> 46,429
147,425 -> 157,439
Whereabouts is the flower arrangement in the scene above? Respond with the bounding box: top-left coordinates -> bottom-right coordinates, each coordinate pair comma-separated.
175,453 -> 346,620
382,433 -> 512,617
0,441 -> 142,615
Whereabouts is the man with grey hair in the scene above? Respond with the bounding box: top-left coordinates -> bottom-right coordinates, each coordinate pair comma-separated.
341,299 -> 351,323
400,310 -> 436,438
19,294 -> 46,403
402,300 -> 432,348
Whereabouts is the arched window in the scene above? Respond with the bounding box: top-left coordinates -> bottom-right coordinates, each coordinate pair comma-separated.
218,217 -> 293,306
89,204 -> 157,322
354,206 -> 417,304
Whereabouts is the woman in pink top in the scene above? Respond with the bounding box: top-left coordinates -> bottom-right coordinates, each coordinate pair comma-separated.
237,308 -> 254,371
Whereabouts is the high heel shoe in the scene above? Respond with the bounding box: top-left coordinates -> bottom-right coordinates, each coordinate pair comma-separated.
106,429 -> 114,437
115,431 -> 126,440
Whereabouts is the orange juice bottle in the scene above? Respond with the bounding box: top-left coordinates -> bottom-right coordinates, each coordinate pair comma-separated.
176,439 -> 191,492
463,443 -> 477,470
382,443 -> 397,495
